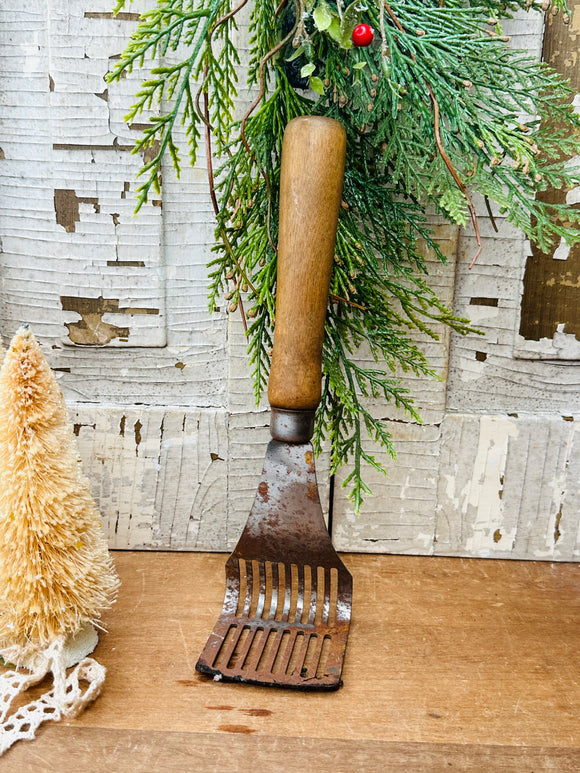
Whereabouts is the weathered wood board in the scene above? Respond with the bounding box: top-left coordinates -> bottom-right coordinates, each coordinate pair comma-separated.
1,4 -> 579,559
70,405 -> 229,550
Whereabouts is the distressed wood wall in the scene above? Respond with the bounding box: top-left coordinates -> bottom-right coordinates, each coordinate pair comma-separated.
1,3 -> 578,560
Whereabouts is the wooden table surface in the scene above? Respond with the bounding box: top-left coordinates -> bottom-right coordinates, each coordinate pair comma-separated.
3,551 -> 580,772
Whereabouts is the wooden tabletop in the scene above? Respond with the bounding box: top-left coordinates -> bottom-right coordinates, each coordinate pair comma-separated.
4,551 -> 580,772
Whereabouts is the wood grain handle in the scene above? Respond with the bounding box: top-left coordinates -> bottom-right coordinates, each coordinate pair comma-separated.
267,116 -> 346,412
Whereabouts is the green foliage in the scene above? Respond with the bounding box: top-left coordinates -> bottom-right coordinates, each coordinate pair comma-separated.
108,0 -> 239,202
108,0 -> 580,510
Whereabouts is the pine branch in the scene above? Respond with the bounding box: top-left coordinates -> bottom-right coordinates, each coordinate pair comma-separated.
109,0 -> 579,511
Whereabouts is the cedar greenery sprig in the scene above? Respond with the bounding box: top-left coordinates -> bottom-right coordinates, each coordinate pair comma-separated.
107,0 -> 580,510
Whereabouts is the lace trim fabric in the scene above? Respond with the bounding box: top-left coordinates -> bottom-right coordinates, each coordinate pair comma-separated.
0,637 -> 106,755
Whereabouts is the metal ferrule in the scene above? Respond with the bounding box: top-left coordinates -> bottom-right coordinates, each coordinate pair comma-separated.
270,407 -> 316,443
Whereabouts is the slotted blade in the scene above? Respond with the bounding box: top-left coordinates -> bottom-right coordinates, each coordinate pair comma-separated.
195,441 -> 352,690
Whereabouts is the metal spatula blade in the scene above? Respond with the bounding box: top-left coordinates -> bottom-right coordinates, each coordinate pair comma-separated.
195,441 -> 352,690
196,116 -> 352,690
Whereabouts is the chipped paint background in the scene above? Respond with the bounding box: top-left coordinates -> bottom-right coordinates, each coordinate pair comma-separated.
1,3 -> 579,560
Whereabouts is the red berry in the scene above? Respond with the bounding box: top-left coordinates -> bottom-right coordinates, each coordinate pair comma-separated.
352,24 -> 374,47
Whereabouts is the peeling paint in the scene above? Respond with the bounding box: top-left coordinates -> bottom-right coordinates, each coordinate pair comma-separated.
54,189 -> 99,232
60,296 -> 159,346
84,11 -> 141,20
465,417 -> 519,554
134,420 -> 142,455
4,6 -> 578,558
106,260 -> 146,267
73,422 -> 96,436
53,139 -> 134,152
143,141 -> 161,166
554,508 -> 563,543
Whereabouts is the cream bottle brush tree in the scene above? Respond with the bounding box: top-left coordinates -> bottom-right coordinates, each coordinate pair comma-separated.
0,326 -> 119,754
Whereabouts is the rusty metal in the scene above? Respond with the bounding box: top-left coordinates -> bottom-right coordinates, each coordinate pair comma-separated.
195,438 -> 353,690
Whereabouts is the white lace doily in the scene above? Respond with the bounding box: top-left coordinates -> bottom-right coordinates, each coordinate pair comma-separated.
0,625 -> 106,755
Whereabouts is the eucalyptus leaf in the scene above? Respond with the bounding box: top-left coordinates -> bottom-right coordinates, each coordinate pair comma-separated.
326,15 -> 352,48
326,16 -> 343,43
313,3 -> 334,31
340,0 -> 363,42
285,44 -> 306,63
309,75 -> 325,94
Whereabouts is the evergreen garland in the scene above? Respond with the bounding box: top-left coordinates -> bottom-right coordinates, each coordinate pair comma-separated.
107,0 -> 580,511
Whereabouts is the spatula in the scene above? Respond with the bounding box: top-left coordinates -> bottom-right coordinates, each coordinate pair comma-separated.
196,116 -> 352,691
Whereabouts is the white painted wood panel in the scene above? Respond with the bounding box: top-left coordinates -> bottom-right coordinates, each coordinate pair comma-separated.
331,220 -> 460,550
448,214 -> 580,415
2,4 -> 579,560
434,414 -> 580,561
333,422 -> 442,554
0,0 -> 227,407
70,405 -> 229,550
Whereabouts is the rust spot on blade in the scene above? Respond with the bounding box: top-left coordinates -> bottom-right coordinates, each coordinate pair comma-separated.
258,481 -> 269,502
307,480 -> 319,501
305,450 -> 313,466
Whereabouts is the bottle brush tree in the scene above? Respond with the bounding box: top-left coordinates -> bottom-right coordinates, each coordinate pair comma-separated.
107,0 -> 580,509
0,326 -> 119,753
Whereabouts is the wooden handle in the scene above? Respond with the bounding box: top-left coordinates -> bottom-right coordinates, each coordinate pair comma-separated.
267,116 -> 346,411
